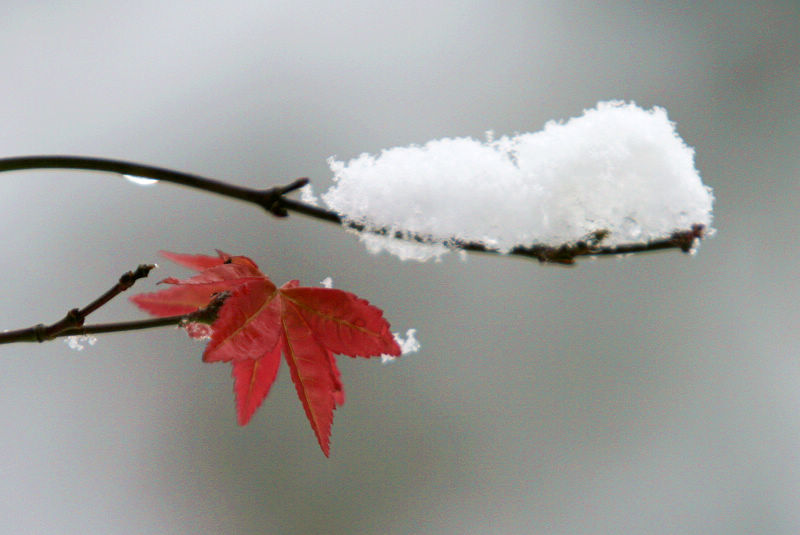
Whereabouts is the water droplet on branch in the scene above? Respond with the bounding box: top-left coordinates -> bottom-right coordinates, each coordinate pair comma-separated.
123,175 -> 158,187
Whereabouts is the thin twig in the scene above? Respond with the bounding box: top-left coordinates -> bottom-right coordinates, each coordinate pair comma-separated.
0,290 -> 229,345
80,264 -> 155,318
0,155 -> 705,263
0,155 -> 307,218
486,224 -> 706,264
0,263 -> 155,344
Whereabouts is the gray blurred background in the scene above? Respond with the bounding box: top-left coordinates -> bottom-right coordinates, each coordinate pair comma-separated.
0,2 -> 797,533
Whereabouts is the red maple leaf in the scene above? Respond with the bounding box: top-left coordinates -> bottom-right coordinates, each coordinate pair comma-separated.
130,250 -> 401,456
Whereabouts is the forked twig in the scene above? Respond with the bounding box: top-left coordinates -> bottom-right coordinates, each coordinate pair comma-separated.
0,264 -> 228,345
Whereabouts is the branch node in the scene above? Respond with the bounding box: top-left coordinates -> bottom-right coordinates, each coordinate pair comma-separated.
258,178 -> 311,218
33,324 -> 47,343
66,308 -> 84,326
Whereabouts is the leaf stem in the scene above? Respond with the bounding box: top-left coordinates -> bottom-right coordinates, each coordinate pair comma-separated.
0,155 -> 705,263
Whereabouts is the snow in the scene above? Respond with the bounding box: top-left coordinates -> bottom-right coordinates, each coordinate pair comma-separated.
63,335 -> 98,351
299,183 -> 319,206
382,328 -> 420,363
320,101 -> 714,261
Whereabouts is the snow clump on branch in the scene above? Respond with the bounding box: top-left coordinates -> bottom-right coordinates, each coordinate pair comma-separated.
321,101 -> 714,262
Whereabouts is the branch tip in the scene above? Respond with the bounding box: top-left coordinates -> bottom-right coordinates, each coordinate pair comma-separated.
671,224 -> 705,253
281,177 -> 310,193
119,264 -> 156,289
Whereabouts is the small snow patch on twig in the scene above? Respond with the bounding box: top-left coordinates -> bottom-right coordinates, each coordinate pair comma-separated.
64,335 -> 97,351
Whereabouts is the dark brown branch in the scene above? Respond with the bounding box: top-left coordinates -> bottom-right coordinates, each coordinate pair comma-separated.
0,290 -> 229,345
0,264 -> 155,344
0,261 -> 225,346
483,224 -> 706,265
0,155 -> 705,263
80,264 -> 155,318
0,155 -> 307,218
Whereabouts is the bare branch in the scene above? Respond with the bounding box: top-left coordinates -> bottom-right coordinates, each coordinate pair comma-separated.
0,265 -> 227,345
53,291 -> 230,339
